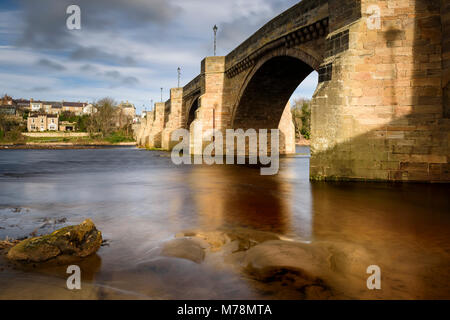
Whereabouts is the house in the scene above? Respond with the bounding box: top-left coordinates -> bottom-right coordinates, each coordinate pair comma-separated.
42,101 -> 62,115
59,121 -> 77,131
50,102 -> 63,114
62,101 -> 87,115
13,99 -> 31,111
1,95 -> 13,105
27,113 -> 58,131
9,98 -> 93,116
118,101 -> 136,118
0,105 -> 17,116
115,101 -> 136,127
82,104 -> 97,115
30,100 -> 43,112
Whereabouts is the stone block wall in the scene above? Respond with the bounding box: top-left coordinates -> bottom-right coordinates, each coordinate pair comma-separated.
187,57 -> 226,154
442,0 -> 450,118
148,102 -> 165,148
162,88 -> 183,150
310,0 -> 449,182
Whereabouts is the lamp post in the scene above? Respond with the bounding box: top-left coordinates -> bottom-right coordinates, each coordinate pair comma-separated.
160,88 -> 163,102
213,25 -> 218,56
177,67 -> 181,88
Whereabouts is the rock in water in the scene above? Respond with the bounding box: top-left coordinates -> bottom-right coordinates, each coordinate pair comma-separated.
7,219 -> 102,262
161,238 -> 205,263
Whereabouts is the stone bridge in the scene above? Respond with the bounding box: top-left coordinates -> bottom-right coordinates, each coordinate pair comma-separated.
135,0 -> 449,182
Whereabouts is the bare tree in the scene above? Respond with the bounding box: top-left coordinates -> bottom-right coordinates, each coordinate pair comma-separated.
88,97 -> 117,137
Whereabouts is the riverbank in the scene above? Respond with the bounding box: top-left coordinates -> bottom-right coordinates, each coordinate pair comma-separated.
0,142 -> 136,149
0,131 -> 136,149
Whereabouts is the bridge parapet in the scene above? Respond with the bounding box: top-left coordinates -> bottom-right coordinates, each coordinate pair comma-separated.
225,0 -> 328,77
183,75 -> 201,98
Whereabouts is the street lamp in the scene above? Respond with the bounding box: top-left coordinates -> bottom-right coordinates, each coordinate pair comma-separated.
177,67 -> 181,88
160,88 -> 163,102
213,25 -> 218,56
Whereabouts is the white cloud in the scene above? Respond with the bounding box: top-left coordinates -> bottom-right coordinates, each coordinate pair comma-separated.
1,0 -> 316,113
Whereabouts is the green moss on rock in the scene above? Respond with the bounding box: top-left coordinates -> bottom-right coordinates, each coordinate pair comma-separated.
7,219 -> 102,262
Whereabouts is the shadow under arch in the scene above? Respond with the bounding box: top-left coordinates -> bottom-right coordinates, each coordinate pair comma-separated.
231,47 -> 320,130
186,96 -> 200,129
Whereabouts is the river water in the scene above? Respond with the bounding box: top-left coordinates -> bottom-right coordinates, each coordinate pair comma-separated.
0,147 -> 449,299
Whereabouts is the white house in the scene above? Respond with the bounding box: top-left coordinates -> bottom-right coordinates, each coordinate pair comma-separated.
83,104 -> 97,115
30,101 -> 42,111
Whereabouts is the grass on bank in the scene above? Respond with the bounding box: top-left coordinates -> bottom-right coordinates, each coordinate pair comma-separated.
1,131 -> 135,145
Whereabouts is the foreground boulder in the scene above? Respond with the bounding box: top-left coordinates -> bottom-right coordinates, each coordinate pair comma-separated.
7,219 -> 102,262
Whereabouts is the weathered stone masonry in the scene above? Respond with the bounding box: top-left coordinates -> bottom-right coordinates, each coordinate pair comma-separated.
135,0 -> 449,182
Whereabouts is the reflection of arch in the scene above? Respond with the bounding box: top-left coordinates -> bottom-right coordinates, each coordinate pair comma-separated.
232,47 -> 319,130
187,164 -> 291,234
186,96 -> 200,128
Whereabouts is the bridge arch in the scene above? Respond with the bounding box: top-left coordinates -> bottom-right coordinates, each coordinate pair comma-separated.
231,48 -> 319,130
186,95 -> 200,128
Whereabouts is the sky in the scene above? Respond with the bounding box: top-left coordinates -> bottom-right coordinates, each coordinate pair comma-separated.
0,0 -> 318,114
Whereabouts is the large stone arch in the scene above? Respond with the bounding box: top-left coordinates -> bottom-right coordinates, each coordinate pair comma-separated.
186,95 -> 200,129
231,48 -> 319,130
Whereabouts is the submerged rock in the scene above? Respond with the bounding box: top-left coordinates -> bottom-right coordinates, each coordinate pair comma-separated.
175,228 -> 280,252
7,219 -> 102,262
161,238 -> 205,263
243,240 -> 333,299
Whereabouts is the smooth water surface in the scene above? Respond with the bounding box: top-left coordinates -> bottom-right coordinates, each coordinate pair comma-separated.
0,147 -> 449,299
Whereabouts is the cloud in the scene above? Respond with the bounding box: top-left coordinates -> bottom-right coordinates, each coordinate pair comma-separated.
104,70 -> 120,78
79,64 -> 96,71
102,70 -> 139,87
36,58 -> 66,71
70,46 -> 136,65
122,76 -> 139,86
29,86 -> 51,92
16,0 -> 177,49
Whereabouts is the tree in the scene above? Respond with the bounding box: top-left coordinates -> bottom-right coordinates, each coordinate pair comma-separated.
87,97 -> 117,137
0,113 -> 25,142
76,115 -> 90,132
59,111 -> 77,122
291,98 -> 311,140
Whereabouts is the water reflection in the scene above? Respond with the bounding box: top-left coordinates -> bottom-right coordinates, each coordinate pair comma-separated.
0,147 -> 449,299
187,165 -> 292,234
311,182 -> 450,298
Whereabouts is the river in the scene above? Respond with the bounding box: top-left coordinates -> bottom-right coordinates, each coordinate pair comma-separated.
0,147 -> 449,299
